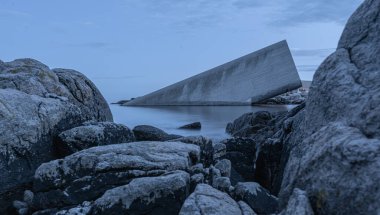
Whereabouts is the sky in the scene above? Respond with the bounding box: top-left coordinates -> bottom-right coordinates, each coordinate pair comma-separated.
0,0 -> 363,102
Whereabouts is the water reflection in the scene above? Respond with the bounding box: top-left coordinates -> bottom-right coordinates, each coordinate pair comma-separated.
110,105 -> 292,140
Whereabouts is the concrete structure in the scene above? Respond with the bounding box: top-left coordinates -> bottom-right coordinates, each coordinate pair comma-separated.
125,40 -> 301,106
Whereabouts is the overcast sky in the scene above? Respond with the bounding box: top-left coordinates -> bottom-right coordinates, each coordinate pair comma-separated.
0,0 -> 363,102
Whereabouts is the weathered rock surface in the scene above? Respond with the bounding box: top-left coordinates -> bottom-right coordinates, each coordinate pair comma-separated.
55,122 -> 135,157
0,59 -> 112,213
253,91 -> 306,105
279,188 -> 313,215
170,136 -> 214,167
279,0 -> 380,214
133,125 -> 182,141
92,171 -> 190,215
179,184 -> 253,215
232,182 -> 279,214
30,141 -> 200,212
179,122 -> 202,130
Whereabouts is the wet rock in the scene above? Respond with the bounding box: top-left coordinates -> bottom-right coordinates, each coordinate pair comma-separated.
133,125 -> 182,141
279,188 -> 313,215
179,184 -> 249,215
232,182 -> 279,214
55,122 -> 135,157
30,141 -> 200,211
92,171 -> 190,215
0,59 -> 112,213
179,122 -> 201,130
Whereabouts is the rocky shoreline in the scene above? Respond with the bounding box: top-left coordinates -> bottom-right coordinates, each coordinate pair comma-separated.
1,0 -> 380,214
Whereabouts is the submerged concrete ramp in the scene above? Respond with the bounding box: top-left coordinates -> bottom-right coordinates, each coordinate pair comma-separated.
125,40 -> 301,106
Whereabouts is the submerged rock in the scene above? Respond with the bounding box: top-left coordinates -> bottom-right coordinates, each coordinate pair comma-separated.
179,184 -> 253,215
55,122 -> 135,157
179,122 -> 202,130
133,125 -> 182,141
30,141 -> 200,212
0,59 -> 112,213
92,171 -> 190,215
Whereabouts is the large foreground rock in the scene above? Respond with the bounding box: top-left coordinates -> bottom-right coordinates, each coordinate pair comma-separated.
55,122 -> 135,157
279,0 -> 380,214
30,141 -> 200,212
0,59 -> 112,213
179,184 -> 255,215
92,170 -> 190,215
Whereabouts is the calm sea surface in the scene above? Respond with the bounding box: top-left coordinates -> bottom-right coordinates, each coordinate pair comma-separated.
110,105 -> 292,140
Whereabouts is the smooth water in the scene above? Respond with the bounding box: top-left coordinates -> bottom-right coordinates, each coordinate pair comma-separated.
111,105 -> 292,140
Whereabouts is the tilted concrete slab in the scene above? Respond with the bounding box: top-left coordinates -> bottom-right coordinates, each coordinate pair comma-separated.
125,40 -> 301,106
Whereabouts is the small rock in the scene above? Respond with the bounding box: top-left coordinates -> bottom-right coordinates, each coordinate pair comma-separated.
238,201 -> 257,215
215,159 -> 231,177
190,173 -> 205,192
232,182 -> 279,214
279,188 -> 314,215
179,184 -> 247,215
212,177 -> 231,193
189,163 -> 205,175
179,122 -> 201,130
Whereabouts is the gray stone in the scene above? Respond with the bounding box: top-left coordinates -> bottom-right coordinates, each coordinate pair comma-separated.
170,136 -> 214,167
215,159 -> 231,177
179,184 -> 248,215
0,59 -> 112,212
212,177 -> 231,193
125,40 -> 301,106
179,122 -> 202,130
280,188 -> 313,215
281,124 -> 380,215
190,173 -> 205,192
55,201 -> 92,215
238,201 -> 257,215
31,141 -> 200,210
133,125 -> 182,141
189,163 -> 205,175
55,122 -> 135,157
279,0 -> 380,214
232,182 -> 279,214
92,171 -> 190,215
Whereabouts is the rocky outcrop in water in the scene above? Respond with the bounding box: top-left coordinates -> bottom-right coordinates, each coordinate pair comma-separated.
133,125 -> 182,141
0,59 -> 112,213
179,122 -> 202,130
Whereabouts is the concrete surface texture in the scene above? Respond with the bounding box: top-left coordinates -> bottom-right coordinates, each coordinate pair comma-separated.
125,40 -> 301,106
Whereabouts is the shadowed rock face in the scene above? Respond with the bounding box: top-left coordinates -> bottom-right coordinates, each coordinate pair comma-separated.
0,59 -> 112,213
133,125 -> 182,141
279,0 -> 380,214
